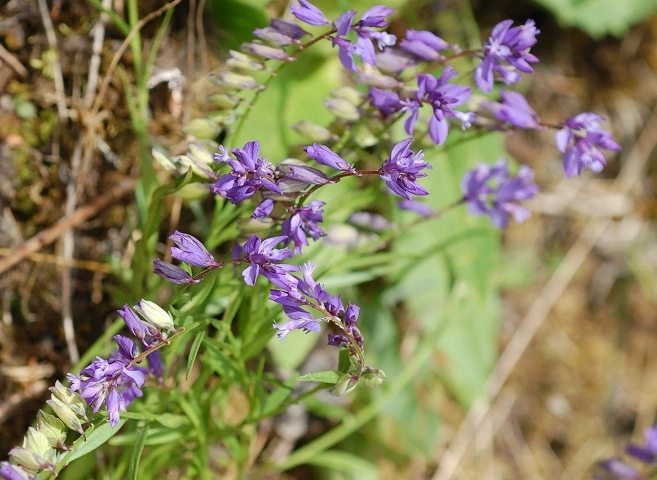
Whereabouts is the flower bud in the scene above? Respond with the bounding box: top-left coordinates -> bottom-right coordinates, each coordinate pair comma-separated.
152,148 -> 178,174
331,86 -> 362,105
226,50 -> 265,71
50,381 -> 88,421
176,155 -> 215,179
134,300 -> 175,332
212,71 -> 261,91
46,397 -> 85,435
352,124 -> 378,148
358,72 -> 402,90
187,142 -> 214,165
329,374 -> 359,396
242,42 -> 292,61
361,367 -> 386,387
206,93 -> 239,109
23,428 -> 53,460
182,118 -> 221,140
324,98 -> 360,121
8,446 -> 52,474
292,121 -> 334,142
36,411 -> 67,448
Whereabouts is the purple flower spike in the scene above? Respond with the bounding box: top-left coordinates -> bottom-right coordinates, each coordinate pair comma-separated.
379,138 -> 432,200
304,143 -> 358,175
212,141 -> 282,204
461,159 -> 538,228
556,112 -> 620,177
241,235 -> 299,290
484,89 -> 542,130
153,259 -> 199,285
475,19 -> 540,93
291,0 -> 331,26
169,231 -> 216,267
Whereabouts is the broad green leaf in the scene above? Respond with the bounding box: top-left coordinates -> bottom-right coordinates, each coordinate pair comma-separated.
67,420 -> 126,463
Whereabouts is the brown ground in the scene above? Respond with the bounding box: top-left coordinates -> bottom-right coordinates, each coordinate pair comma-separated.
1,1 -> 657,479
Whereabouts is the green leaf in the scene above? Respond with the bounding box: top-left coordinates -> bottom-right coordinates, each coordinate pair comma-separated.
187,328 -> 206,379
296,370 -> 341,384
67,420 -> 126,463
532,0 -> 657,38
128,424 -> 149,480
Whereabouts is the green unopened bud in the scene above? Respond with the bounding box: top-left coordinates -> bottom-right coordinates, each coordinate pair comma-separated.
183,118 -> 221,140
134,300 -> 175,332
352,124 -> 378,148
8,446 -> 52,473
176,155 -> 215,179
213,71 -> 261,91
226,50 -> 265,72
243,42 -> 291,61
177,182 -> 210,202
329,374 -> 359,396
36,411 -> 67,448
50,381 -> 88,421
324,98 -> 360,121
206,93 -> 239,109
331,86 -> 362,105
292,121 -> 334,142
23,428 -> 53,459
152,148 -> 178,174
188,142 -> 214,165
205,110 -> 236,125
237,217 -> 274,235
361,367 -> 386,387
47,398 -> 84,435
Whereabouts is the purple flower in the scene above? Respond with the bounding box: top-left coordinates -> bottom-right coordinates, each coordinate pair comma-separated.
68,335 -> 148,427
0,462 -> 32,480
555,112 -> 620,177
399,29 -> 449,61
369,87 -> 401,116
117,304 -> 162,347
379,138 -> 431,200
270,19 -> 309,40
273,318 -> 321,339
282,201 -> 325,253
290,0 -> 331,26
212,141 -> 282,204
401,68 -> 472,145
153,259 -> 199,285
461,159 -> 538,228
241,235 -> 299,289
483,89 -> 542,130
475,19 -> 540,93
398,199 -> 436,218
304,143 -> 358,174
598,458 -> 640,479
169,231 -> 217,267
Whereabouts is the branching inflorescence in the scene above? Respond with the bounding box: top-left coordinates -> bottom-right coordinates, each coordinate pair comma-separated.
1,1 -> 622,478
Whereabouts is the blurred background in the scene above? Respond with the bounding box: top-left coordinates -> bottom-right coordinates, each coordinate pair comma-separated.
1,0 -> 657,478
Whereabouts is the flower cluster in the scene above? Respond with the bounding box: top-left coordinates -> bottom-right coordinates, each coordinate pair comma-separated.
461,159 -> 539,228
68,300 -> 172,428
557,112 -> 621,177
292,2 -> 395,72
2,383 -> 88,479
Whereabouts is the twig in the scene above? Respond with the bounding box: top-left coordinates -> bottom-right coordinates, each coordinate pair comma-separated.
431,103 -> 657,480
0,42 -> 28,78
0,177 -> 136,275
36,0 -> 67,120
